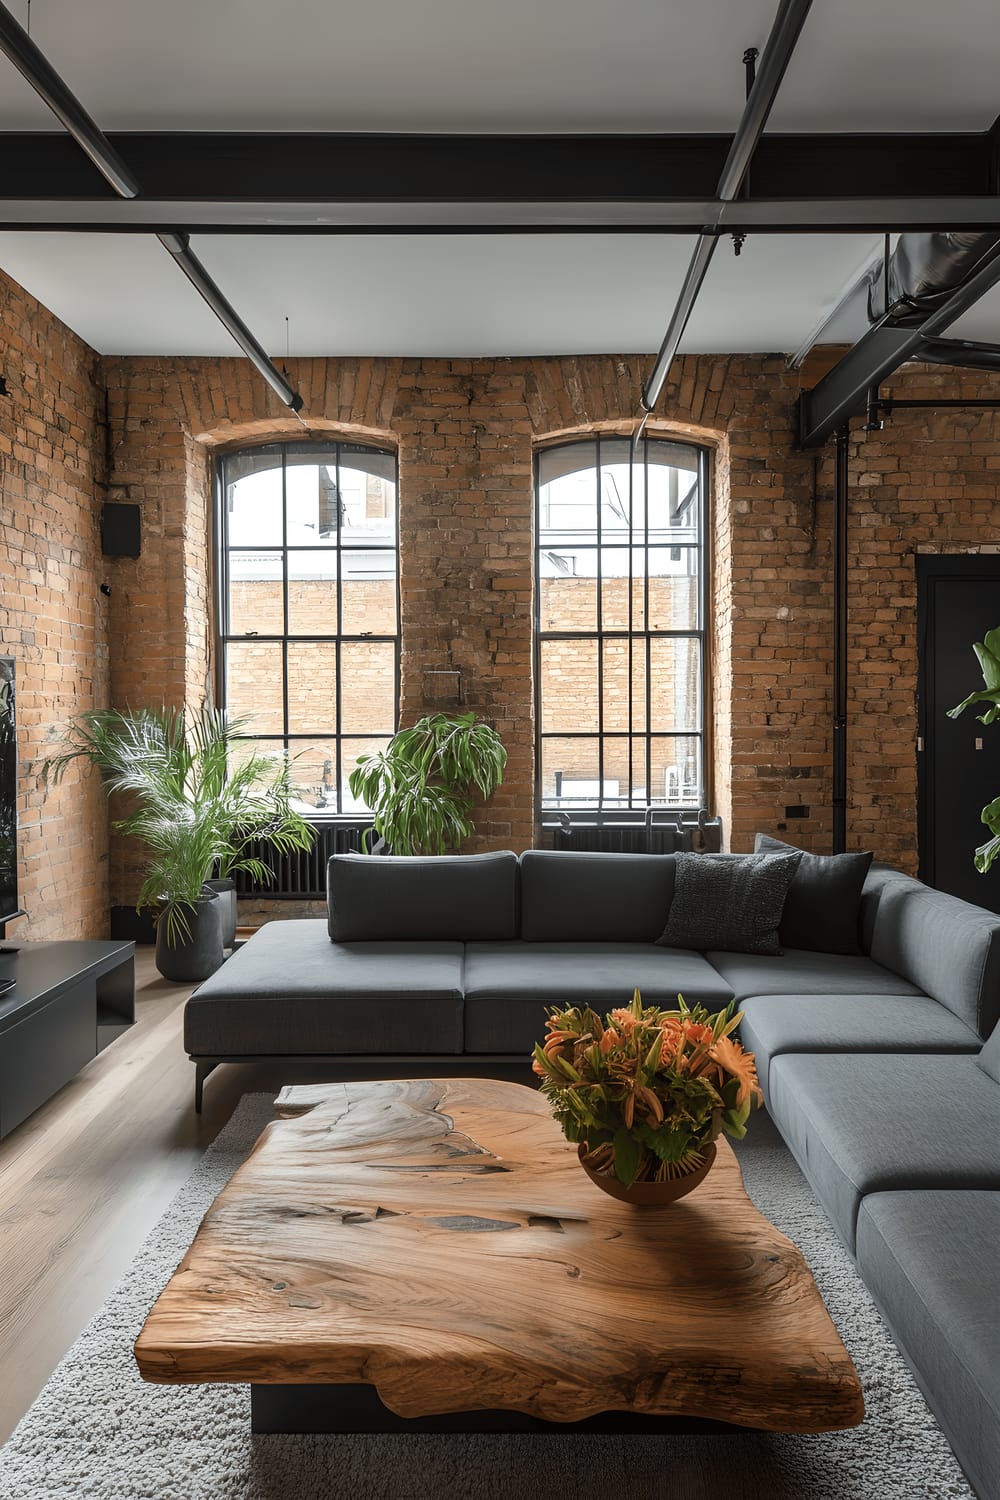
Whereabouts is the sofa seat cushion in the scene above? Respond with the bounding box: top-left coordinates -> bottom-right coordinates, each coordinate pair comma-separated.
184,921 -> 465,1056
857,1190 -> 1000,1500
740,992 -> 982,1094
767,1052 -> 1000,1251
706,948 -> 923,1003
462,942 -> 734,1054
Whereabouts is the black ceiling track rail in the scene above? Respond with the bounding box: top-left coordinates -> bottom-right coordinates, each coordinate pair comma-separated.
640,0 -> 815,417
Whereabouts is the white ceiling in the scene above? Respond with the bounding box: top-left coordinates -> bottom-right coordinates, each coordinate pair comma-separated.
0,0 -> 999,359
1,0 -> 998,133
0,231 -> 891,357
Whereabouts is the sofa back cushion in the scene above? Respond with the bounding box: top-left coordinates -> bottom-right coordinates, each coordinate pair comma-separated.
755,833 -> 872,954
519,850 -> 676,942
858,864 -> 926,953
870,881 -> 1000,1038
327,851 -> 519,942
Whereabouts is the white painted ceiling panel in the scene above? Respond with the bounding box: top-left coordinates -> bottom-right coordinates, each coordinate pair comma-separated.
0,0 -> 997,133
0,231 -> 894,357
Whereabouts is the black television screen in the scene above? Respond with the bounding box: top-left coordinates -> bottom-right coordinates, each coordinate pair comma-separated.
0,657 -> 17,924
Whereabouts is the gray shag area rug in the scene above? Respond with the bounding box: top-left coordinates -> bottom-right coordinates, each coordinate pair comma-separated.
0,1094 -> 973,1500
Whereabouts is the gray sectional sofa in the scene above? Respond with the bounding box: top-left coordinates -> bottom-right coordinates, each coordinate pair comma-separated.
184,846 -> 1000,1499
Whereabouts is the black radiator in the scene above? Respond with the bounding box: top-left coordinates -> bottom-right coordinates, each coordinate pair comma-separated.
542,811 -> 723,855
232,820 -> 375,901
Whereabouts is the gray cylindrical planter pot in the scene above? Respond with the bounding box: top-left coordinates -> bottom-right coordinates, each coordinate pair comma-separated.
155,894 -> 225,983
202,877 -> 238,947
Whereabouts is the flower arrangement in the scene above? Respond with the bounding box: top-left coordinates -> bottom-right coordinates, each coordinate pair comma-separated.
532,990 -> 763,1188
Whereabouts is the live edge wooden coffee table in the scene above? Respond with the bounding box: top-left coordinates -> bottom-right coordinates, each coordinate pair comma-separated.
134,1078 -> 864,1436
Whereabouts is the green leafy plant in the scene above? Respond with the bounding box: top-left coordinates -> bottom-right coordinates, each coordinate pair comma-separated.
947,626 -> 1000,874
348,711 -> 506,855
532,989 -> 763,1187
43,706 -> 314,943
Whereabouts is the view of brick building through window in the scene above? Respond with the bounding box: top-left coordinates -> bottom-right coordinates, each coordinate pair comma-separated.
219,443 -> 399,813
537,437 -> 705,811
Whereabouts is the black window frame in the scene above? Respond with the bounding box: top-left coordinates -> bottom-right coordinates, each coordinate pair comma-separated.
534,434 -> 709,816
215,438 -> 400,816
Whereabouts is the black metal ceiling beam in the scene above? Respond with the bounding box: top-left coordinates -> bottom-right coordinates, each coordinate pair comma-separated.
0,127 -> 992,208
798,239 -> 1000,447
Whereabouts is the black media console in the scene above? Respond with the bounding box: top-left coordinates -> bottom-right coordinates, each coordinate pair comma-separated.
0,940 -> 135,1139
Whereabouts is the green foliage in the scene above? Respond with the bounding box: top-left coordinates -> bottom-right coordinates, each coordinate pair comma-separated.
948,627 -> 1000,874
43,706 -> 314,942
533,990 -> 762,1187
348,711 -> 506,855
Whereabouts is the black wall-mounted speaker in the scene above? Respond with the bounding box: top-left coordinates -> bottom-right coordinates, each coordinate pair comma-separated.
101,502 -> 141,558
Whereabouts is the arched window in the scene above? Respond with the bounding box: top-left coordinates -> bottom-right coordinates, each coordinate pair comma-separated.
535,435 -> 707,812
216,440 -> 399,816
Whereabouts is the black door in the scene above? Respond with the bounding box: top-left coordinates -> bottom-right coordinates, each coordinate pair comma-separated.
917,556 -> 1000,912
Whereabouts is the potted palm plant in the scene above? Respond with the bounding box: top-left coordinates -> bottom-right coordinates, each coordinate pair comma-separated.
348,711 -> 506,855
44,706 -> 314,981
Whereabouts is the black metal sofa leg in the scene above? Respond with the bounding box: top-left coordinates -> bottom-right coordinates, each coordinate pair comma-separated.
194,1061 -> 219,1113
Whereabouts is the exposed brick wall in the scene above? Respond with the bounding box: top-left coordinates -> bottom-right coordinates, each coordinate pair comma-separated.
95,350 -> 1000,917
0,269 -> 108,939
2,314 -> 993,935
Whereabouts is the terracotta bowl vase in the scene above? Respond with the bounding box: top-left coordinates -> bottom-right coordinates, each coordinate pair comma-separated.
578,1142 -> 717,1206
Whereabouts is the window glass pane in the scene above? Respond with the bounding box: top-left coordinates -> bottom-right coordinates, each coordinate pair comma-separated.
287,643 -> 338,734
339,459 -> 397,544
650,736 -> 703,807
225,460 -> 283,546
340,642 -> 396,733
286,551 -> 338,636
599,548 -> 645,631
647,550 -> 700,631
600,640 -> 647,734
225,642 -> 284,734
539,549 -> 596,632
537,441 -> 598,541
539,640 -> 598,733
647,463 -> 700,544
341,736 -> 393,814
650,638 -> 702,733
283,458 -> 341,547
226,739 -> 320,813
286,741 -> 339,813
540,736 -> 605,806
340,555 -> 398,636
227,551 -> 284,635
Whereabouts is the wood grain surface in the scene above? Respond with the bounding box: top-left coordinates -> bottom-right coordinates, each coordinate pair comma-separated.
134,1077 -> 864,1431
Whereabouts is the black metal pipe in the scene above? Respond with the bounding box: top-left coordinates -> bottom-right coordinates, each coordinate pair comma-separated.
919,337 -> 1000,371
640,0 -> 813,412
832,426 -> 850,854
0,0 -> 138,198
157,234 -> 303,411
875,397 -> 1000,410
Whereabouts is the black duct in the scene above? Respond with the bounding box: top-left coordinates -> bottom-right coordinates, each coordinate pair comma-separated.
865,231 -> 1000,324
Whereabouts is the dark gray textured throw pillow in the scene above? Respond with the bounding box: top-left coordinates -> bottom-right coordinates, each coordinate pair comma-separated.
656,850 -> 802,955
754,833 -> 873,955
